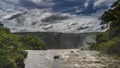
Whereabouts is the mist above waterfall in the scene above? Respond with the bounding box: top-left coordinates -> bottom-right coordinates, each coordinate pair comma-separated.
16,32 -> 96,49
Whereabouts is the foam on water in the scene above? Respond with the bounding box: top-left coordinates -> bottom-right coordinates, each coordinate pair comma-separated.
25,49 -> 120,68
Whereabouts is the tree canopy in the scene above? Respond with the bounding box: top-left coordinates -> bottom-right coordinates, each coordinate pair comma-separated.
90,0 -> 120,56
0,22 -> 46,68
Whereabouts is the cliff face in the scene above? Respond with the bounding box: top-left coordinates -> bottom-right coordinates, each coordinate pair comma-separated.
16,32 -> 96,49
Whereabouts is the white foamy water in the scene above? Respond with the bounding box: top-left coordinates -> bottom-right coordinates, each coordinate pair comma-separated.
25,49 -> 120,68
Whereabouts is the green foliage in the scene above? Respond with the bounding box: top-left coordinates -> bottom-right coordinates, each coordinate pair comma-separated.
101,0 -> 120,25
0,57 -> 17,68
0,23 -> 3,26
90,0 -> 120,56
0,22 -> 46,68
20,36 -> 46,50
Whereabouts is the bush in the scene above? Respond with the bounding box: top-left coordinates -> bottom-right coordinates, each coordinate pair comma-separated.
0,57 -> 17,68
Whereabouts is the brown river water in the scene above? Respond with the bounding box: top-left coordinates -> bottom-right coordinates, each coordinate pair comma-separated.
24,49 -> 120,68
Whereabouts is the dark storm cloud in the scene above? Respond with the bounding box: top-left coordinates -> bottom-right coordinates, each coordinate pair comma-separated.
41,14 -> 69,23
77,26 -> 89,30
5,11 -> 27,20
7,13 -> 23,20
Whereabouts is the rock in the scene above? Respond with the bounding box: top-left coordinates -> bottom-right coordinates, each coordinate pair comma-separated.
54,55 -> 60,59
70,51 -> 75,53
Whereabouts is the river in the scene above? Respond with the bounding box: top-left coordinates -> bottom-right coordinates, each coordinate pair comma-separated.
24,49 -> 120,68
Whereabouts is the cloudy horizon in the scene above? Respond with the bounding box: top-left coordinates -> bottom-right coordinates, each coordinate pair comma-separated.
0,0 -> 116,33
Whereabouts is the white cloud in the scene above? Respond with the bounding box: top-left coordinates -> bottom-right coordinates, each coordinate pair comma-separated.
30,0 -> 43,3
75,9 -> 83,13
84,2 -> 89,8
94,0 -> 106,8
7,12 -> 101,33
93,0 -> 116,8
0,0 -> 116,33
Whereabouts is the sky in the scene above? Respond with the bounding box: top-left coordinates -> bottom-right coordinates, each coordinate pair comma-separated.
0,0 -> 116,33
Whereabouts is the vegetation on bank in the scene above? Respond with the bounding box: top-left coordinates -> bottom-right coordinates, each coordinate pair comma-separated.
90,0 -> 120,57
0,22 -> 46,68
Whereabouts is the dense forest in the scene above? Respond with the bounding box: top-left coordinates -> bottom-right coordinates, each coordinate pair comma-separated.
90,0 -> 120,58
0,22 -> 46,68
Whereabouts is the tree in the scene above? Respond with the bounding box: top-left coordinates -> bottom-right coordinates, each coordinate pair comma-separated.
0,22 -> 46,68
90,0 -> 120,56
